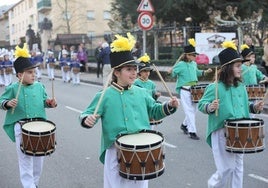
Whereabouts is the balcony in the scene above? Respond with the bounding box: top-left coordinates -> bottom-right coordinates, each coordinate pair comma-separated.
37,0 -> 51,13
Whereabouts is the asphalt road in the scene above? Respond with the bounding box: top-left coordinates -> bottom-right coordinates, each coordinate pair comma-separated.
0,76 -> 268,188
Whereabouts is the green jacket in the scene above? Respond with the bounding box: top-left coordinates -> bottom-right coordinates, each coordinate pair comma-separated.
171,61 -> 204,95
242,64 -> 265,85
0,81 -> 50,142
79,83 -> 176,164
198,82 -> 257,147
133,78 -> 156,98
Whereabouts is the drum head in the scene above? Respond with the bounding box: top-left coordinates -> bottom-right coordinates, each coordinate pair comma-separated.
116,130 -> 164,149
22,120 -> 56,135
225,118 -> 264,127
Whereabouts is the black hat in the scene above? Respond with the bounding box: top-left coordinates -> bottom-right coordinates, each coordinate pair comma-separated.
110,51 -> 139,68
14,44 -> 39,73
184,38 -> 198,54
240,44 -> 254,58
218,41 -> 245,67
137,54 -> 152,72
110,33 -> 142,69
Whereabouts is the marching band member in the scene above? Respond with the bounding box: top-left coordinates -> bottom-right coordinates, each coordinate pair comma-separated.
241,44 -> 268,85
34,51 -> 43,81
3,52 -> 14,86
198,41 -> 264,188
171,38 -> 212,140
0,54 -> 5,87
70,53 -> 81,85
46,50 -> 56,80
79,33 -> 179,188
59,50 -> 71,83
0,43 -> 57,188
134,53 -> 162,130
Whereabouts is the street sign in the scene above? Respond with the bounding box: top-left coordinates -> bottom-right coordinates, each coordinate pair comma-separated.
137,0 -> 155,13
138,12 -> 154,31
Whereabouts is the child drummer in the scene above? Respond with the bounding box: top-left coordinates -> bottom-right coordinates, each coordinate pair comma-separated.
198,41 -> 264,188
0,44 -> 57,188
79,33 -> 179,188
241,44 -> 268,85
170,38 -> 212,140
134,53 -> 162,129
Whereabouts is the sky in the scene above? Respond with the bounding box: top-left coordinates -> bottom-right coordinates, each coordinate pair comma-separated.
0,0 -> 20,7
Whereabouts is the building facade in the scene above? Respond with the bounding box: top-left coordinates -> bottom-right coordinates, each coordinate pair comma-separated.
6,0 -> 112,52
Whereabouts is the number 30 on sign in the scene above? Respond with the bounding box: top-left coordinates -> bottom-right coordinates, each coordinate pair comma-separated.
138,12 -> 154,31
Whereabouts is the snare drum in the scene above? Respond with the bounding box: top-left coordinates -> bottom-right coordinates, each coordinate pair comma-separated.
190,84 -> 208,103
48,63 -> 55,69
246,84 -> 266,100
115,130 -> 165,180
63,66 -> 70,72
225,118 -> 265,153
5,67 -> 13,74
20,119 -> 56,156
72,67 -> 80,74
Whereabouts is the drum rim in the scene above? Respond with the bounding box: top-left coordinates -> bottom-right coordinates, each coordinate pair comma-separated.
115,129 -> 164,149
224,118 -> 264,127
21,118 -> 56,135
119,165 -> 165,180
191,84 -> 209,89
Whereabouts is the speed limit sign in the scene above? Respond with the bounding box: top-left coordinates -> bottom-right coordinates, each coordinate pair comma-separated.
138,12 -> 154,31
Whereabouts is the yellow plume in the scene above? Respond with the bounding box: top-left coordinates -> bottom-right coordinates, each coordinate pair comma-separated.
110,32 -> 136,52
240,44 -> 249,51
188,38 -> 196,47
138,53 -> 150,63
221,41 -> 237,51
14,43 -> 30,58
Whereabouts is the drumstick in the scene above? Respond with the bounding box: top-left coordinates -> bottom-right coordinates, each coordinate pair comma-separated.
152,64 -> 173,98
215,67 -> 218,116
12,72 -> 25,114
259,79 -> 266,84
93,68 -> 114,115
52,79 -> 55,99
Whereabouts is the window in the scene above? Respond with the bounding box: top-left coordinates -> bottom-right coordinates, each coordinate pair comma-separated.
103,11 -> 111,20
87,11 -> 95,20
63,11 -> 71,20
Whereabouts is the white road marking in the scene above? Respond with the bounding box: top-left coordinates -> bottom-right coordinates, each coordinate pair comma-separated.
248,174 -> 268,183
66,106 -> 82,113
164,141 -> 177,148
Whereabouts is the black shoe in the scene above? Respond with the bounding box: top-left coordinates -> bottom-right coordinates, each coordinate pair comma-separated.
180,124 -> 188,134
189,132 -> 200,140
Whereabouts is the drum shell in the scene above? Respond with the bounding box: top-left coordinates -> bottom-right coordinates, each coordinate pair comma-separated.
72,67 -> 80,74
190,84 -> 208,103
20,119 -> 56,156
63,66 -> 70,72
225,118 -> 265,153
5,67 -> 13,74
115,130 -> 165,180
48,63 -> 55,68
246,84 -> 266,100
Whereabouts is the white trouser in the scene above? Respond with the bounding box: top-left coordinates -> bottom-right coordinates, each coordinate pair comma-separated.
0,74 -> 4,85
72,72 -> 80,84
180,89 -> 197,133
208,128 -> 244,188
35,67 -> 41,79
61,67 -> 70,82
102,64 -> 111,86
47,64 -> 54,79
4,73 -> 12,86
104,145 -> 148,188
15,123 -> 44,188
